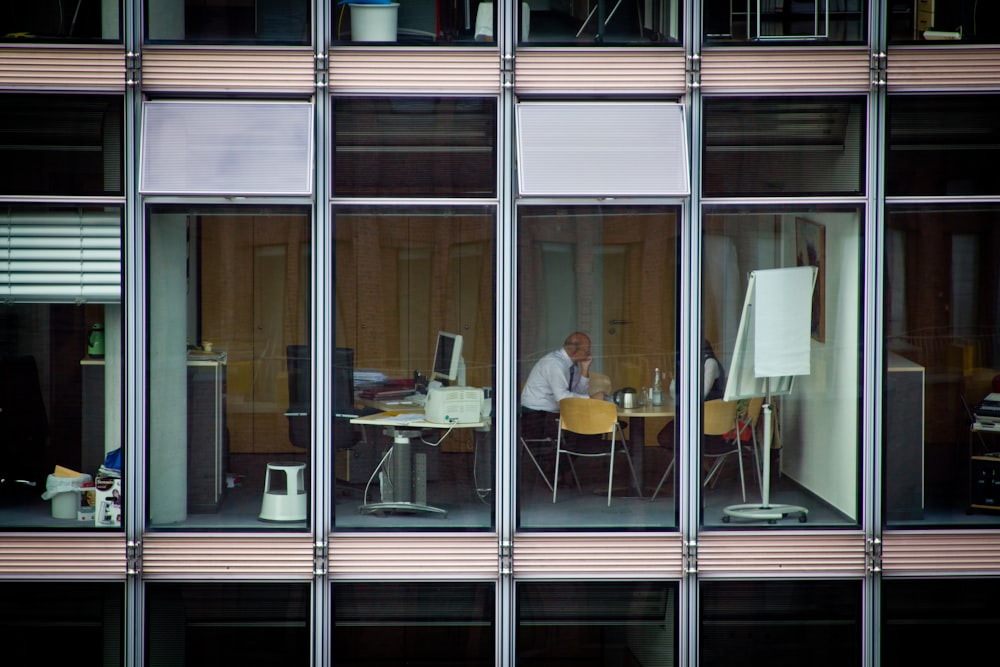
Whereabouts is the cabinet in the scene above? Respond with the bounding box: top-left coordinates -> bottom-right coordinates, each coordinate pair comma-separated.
885,353 -> 925,521
81,353 -> 228,513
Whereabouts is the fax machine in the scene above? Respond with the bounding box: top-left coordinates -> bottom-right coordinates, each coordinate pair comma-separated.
425,386 -> 484,425
974,393 -> 1000,428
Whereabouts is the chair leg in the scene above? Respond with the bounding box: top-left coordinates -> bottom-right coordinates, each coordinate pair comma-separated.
651,459 -> 673,501
520,438 -> 554,492
552,441 -> 561,504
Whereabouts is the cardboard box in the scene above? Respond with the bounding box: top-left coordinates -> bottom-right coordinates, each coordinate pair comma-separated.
95,476 -> 121,527
78,487 -> 96,522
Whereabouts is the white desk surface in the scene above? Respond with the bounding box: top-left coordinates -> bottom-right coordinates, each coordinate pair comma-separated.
350,411 -> 487,430
616,402 -> 675,419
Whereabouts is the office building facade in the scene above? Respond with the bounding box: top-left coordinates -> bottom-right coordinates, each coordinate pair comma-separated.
1,0 -> 1000,664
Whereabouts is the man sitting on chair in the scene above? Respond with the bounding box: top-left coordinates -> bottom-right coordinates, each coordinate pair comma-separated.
521,331 -> 606,441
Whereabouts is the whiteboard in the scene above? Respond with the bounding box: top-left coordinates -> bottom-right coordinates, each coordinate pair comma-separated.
723,266 -> 817,401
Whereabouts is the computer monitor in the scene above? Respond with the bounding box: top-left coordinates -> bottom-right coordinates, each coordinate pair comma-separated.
431,331 -> 465,385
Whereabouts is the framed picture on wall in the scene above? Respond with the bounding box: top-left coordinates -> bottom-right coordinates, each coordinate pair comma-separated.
795,217 -> 825,343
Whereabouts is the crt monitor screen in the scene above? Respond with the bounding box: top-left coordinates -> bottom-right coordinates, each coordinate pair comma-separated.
431,331 -> 463,382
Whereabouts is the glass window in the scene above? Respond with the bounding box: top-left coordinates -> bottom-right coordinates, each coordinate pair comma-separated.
333,0 -> 495,45
517,581 -> 678,665
703,96 -> 865,198
700,580 -> 861,666
0,582 -> 123,665
0,1 -> 121,42
333,97 -> 497,198
333,582 -> 493,665
882,578 -> 1000,665
0,206 -> 123,529
886,95 -> 1000,197
889,1 -> 1000,43
146,0 -> 309,44
147,582 -> 310,666
147,206 -> 311,530
332,206 -> 495,530
884,204 -> 1000,527
517,205 -> 680,531
701,207 -> 861,528
518,0 -> 681,45
704,0 -> 866,43
0,94 -> 123,197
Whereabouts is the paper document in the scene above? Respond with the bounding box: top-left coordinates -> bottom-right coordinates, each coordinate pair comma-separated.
374,413 -> 426,425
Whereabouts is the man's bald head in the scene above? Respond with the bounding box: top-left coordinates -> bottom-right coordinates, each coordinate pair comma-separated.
563,332 -> 592,362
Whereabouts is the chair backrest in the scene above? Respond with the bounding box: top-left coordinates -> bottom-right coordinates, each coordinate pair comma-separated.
703,399 -> 738,436
558,397 -> 618,436
744,396 -> 764,426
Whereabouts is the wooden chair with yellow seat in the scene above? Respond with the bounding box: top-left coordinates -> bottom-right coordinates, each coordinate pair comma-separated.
650,398 -> 748,502
517,373 -> 613,493
552,397 -> 642,507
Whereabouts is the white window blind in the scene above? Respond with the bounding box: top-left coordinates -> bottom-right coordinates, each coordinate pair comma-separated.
516,101 -> 690,197
140,100 -> 314,196
0,211 -> 121,303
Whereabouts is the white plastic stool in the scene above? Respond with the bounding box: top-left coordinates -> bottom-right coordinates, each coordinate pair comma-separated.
259,462 -> 308,522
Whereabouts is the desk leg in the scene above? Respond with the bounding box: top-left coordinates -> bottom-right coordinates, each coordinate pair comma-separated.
629,416 -> 645,489
359,428 -> 448,517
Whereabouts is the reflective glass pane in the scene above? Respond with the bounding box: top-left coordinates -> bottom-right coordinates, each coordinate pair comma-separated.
146,0 -> 310,44
517,581 -> 678,666
147,582 -> 310,666
333,582 -> 493,665
704,0 -> 866,43
147,207 -> 311,530
882,578 -> 1000,665
0,205 -> 123,530
700,580 -> 861,666
333,206 -> 495,530
333,98 -> 497,198
702,96 -> 865,198
884,204 -> 1000,527
519,0 -> 681,45
333,0 -> 496,45
0,94 -> 123,197
886,95 -> 1000,197
701,207 -> 861,528
0,582 -> 123,665
517,205 -> 680,531
0,1 -> 121,42
889,1 -> 1000,43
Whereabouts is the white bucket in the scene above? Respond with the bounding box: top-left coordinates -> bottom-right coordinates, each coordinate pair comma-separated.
350,3 -> 399,42
51,491 -> 78,519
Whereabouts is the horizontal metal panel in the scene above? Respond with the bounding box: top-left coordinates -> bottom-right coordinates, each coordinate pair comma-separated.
514,48 -> 686,96
700,47 -> 870,94
517,101 -> 689,196
887,46 -> 1000,91
0,47 -> 124,91
881,530 -> 1000,576
0,533 -> 126,578
329,47 -> 500,94
697,531 -> 867,576
141,47 -> 315,94
329,533 -> 498,579
513,533 -> 683,579
142,533 -> 314,579
140,100 -> 314,196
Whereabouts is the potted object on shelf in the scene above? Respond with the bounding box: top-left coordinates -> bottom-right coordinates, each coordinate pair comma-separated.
342,0 -> 399,42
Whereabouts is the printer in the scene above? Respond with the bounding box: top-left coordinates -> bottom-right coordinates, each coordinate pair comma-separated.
974,392 -> 1000,427
425,386 -> 484,425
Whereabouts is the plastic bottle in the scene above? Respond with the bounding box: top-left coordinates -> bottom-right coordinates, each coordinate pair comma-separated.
652,367 -> 663,406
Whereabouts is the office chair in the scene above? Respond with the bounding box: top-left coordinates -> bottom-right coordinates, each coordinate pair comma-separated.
552,397 -> 642,507
650,398 -> 749,502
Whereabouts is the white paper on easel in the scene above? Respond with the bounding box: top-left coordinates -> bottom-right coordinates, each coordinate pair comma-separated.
753,266 -> 815,378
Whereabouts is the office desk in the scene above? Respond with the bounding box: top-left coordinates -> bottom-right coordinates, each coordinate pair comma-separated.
350,411 -> 487,516
617,402 -> 675,486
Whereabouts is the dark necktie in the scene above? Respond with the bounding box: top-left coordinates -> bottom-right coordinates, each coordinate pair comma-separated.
568,365 -> 575,391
